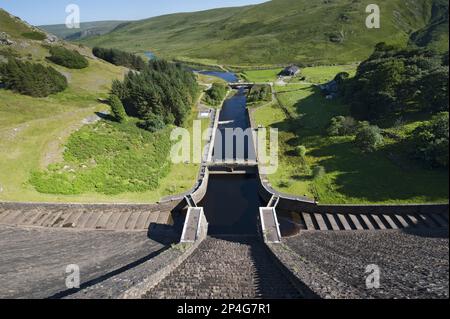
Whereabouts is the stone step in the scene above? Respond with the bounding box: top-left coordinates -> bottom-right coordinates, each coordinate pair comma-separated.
143,236 -> 302,299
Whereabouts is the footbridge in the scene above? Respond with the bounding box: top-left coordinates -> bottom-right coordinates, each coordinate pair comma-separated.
206,159 -> 259,174
228,82 -> 269,89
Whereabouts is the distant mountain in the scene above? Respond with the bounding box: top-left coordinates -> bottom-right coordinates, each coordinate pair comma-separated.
80,0 -> 449,66
40,21 -> 128,41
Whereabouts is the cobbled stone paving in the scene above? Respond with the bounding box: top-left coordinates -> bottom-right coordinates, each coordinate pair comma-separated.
144,236 -> 302,299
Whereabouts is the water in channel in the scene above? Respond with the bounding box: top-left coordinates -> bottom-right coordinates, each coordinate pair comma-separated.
198,72 -> 262,235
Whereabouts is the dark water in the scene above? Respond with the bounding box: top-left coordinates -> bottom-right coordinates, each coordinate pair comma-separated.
198,71 -> 238,83
199,175 -> 263,235
201,88 -> 261,235
144,51 -> 156,60
212,88 -> 256,161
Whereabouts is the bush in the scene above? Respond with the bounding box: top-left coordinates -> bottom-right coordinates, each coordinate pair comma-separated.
327,116 -> 358,136
343,44 -> 449,121
47,46 -> 89,69
139,113 -> 166,132
295,145 -> 307,157
93,47 -> 146,71
355,125 -> 384,152
22,31 -> 46,41
247,84 -> 271,103
30,121 -> 172,195
411,112 -> 449,168
278,180 -> 292,188
108,94 -> 127,123
312,166 -> 326,180
0,58 -> 67,97
204,82 -> 228,106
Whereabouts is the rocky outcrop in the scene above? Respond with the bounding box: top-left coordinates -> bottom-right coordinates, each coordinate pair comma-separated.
0,32 -> 15,46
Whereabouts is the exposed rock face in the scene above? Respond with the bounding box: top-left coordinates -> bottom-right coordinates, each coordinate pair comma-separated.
44,34 -> 58,43
0,32 -> 15,45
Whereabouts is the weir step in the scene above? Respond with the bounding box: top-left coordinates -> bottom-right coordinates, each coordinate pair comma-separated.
0,206 -> 167,231
298,212 -> 448,232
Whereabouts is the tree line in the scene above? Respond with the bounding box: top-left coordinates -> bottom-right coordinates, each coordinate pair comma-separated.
93,47 -> 147,71
342,43 -> 448,121
0,58 -> 68,97
47,46 -> 89,69
331,43 -> 449,168
110,59 -> 199,131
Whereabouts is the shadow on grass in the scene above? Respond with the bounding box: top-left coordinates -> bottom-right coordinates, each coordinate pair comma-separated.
269,86 -> 449,204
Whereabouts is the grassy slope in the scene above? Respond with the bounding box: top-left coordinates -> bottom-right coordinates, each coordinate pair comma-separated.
409,0 -> 449,52
252,67 -> 448,204
81,0 -> 445,66
0,10 -> 207,203
39,21 -> 128,40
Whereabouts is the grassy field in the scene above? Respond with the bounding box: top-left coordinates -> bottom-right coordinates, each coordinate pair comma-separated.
301,65 -> 358,84
80,0 -> 447,66
0,15 -> 210,203
252,68 -> 448,204
0,82 -> 209,203
242,68 -> 283,83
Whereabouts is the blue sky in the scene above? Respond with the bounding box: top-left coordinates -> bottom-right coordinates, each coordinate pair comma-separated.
0,0 -> 267,25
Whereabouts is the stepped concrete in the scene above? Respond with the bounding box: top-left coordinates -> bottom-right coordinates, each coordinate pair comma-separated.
0,203 -> 175,231
279,210 -> 448,234
274,229 -> 449,299
0,225 -> 178,299
143,236 -> 302,299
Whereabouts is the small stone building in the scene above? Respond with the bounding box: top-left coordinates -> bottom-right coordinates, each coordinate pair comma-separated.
279,65 -> 300,76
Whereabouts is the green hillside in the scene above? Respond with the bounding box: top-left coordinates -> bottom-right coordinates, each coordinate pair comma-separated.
40,21 -> 128,41
81,0 -> 448,66
409,0 -> 449,52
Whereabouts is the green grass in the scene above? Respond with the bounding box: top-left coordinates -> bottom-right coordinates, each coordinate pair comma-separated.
80,0 -> 446,66
301,65 -> 357,84
39,21 -> 127,41
0,8 -> 211,203
30,119 -> 172,195
242,68 -> 283,82
252,67 -> 448,204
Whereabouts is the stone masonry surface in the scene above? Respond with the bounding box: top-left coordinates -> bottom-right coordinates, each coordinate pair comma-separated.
144,236 -> 302,299
0,225 -> 175,298
279,229 -> 449,299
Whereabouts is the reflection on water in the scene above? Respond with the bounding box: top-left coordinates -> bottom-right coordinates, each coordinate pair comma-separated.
212,88 -> 256,161
199,175 -> 263,235
197,71 -> 238,83
144,51 -> 156,60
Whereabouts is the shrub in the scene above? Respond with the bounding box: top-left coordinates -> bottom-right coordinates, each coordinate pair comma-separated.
247,84 -> 271,103
108,94 -> 127,123
30,121 -> 172,195
312,166 -> 326,180
411,112 -> 449,168
295,145 -> 307,158
0,58 -> 67,97
140,113 -> 166,132
355,125 -> 384,152
47,46 -> 89,69
327,116 -> 358,136
92,47 -> 146,71
343,44 -> 449,121
204,82 -> 228,106
278,180 -> 292,188
22,31 -> 46,41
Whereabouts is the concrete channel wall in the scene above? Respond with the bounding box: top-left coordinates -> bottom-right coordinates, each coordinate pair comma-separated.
257,176 -> 449,215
